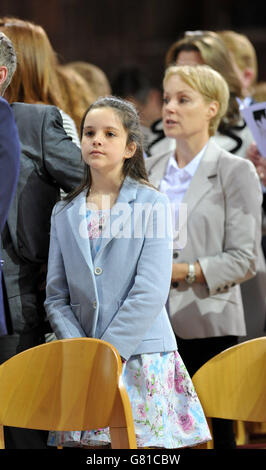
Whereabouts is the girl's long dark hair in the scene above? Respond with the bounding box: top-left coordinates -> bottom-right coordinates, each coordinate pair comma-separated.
64,95 -> 152,204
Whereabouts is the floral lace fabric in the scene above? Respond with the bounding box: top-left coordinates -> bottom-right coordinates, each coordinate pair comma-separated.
48,351 -> 211,448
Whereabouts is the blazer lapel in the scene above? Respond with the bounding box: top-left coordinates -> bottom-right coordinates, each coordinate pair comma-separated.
97,177 -> 138,254
66,191 -> 94,270
146,151 -> 173,188
181,139 -> 220,224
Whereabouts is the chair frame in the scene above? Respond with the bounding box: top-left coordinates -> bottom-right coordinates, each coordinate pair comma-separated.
192,337 -> 266,449
0,338 -> 137,449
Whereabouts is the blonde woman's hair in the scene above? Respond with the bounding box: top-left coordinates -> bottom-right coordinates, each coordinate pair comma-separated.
163,64 -> 230,136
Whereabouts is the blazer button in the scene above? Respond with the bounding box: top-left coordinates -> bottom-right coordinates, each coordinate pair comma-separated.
94,267 -> 102,275
173,252 -> 179,259
93,301 -> 97,309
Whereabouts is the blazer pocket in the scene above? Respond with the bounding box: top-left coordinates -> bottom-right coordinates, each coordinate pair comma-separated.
70,303 -> 81,320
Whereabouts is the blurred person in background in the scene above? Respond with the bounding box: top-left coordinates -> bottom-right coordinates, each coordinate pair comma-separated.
253,81 -> 266,103
0,17 -> 80,146
218,30 -> 258,105
111,65 -> 163,154
66,60 -> 111,99
56,64 -> 95,144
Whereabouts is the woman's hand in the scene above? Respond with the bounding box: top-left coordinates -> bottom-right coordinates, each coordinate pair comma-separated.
256,163 -> 266,186
246,142 -> 262,166
171,263 -> 190,281
171,261 -> 206,283
246,142 -> 266,184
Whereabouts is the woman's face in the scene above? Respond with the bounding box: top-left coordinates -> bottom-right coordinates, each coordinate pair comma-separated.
162,74 -> 215,141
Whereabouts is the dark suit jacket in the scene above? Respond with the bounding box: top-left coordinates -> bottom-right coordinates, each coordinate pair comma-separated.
1,103 -> 83,348
0,97 -> 20,336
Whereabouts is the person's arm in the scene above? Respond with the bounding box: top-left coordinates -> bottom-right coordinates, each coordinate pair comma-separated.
101,192 -> 173,360
199,157 -> 262,295
172,261 -> 206,283
0,98 -> 20,231
172,156 -> 262,294
41,106 -> 84,193
59,109 -> 81,148
44,206 -> 87,339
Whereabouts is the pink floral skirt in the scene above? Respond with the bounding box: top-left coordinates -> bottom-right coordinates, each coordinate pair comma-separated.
48,351 -> 211,448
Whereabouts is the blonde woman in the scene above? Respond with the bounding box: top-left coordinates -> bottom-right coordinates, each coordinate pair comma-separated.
145,65 -> 262,448
149,31 -> 253,158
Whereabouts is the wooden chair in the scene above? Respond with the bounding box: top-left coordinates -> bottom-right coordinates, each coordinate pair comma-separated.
192,337 -> 266,449
0,338 -> 137,449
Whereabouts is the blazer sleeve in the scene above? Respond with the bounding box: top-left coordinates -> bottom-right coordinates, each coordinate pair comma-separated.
0,98 -> 20,231
198,156 -> 263,295
41,106 -> 84,193
101,192 -> 173,360
44,206 -> 87,339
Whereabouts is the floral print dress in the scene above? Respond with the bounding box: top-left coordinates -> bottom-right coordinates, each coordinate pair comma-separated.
48,210 -> 211,448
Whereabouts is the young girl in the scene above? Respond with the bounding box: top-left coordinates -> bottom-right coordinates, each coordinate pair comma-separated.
44,96 -> 211,448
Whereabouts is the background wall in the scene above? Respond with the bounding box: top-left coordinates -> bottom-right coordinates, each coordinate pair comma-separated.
0,0 -> 265,90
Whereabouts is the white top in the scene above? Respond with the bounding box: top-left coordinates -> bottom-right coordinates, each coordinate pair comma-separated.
59,109 -> 80,148
159,144 -> 207,225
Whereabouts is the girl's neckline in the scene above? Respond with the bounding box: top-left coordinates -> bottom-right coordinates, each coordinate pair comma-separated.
86,208 -> 110,213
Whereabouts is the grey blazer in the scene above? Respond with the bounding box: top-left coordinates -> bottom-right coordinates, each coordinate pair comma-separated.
145,139 -> 263,338
1,103 -> 83,342
44,177 -> 177,360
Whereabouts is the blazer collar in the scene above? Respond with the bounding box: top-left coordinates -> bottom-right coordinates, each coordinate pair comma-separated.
98,176 -> 138,253
146,150 -> 172,188
65,176 -> 139,265
146,138 -> 222,239
65,191 -> 93,270
179,138 -> 221,236
183,138 -> 220,208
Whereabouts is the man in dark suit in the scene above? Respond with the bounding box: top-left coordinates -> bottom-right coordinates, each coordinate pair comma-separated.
0,95 -> 20,336
0,32 -> 83,448
0,32 -> 83,360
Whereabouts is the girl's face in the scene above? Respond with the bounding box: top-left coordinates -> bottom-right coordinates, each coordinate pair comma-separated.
162,74 -> 217,141
81,107 -> 136,177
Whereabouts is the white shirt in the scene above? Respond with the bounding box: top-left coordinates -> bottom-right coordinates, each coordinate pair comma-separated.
160,144 -> 207,225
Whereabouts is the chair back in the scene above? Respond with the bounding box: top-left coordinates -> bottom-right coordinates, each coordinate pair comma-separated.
192,337 -> 266,422
0,338 -> 137,448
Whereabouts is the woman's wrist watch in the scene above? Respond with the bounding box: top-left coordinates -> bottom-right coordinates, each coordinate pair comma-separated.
185,263 -> 196,284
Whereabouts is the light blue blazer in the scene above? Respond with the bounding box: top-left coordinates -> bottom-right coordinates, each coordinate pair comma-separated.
44,176 -> 177,360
